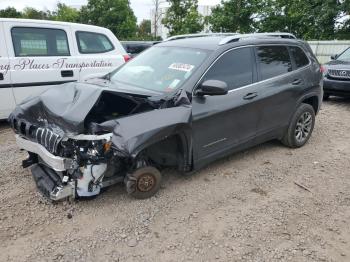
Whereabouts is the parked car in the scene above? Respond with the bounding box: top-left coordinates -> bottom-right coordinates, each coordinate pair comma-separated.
323,47 -> 350,99
0,18 -> 129,120
121,41 -> 160,57
9,33 -> 323,201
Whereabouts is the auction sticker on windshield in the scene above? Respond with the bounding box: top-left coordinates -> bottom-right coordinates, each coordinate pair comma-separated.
169,63 -> 195,72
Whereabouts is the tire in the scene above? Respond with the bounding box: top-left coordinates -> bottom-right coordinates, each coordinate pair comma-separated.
323,93 -> 330,100
282,103 -> 315,148
125,166 -> 162,199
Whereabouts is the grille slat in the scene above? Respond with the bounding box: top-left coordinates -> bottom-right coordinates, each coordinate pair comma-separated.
35,128 -> 61,155
13,120 -> 61,155
328,69 -> 350,80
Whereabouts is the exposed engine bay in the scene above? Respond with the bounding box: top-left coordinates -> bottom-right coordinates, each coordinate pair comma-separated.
9,82 -> 192,201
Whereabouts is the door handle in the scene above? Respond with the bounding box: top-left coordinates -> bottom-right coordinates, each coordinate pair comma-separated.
243,92 -> 258,100
61,70 -> 74,77
0,73 -> 3,81
292,79 -> 302,85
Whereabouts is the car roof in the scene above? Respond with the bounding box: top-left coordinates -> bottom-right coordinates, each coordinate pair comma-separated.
0,18 -> 108,31
158,34 -> 301,51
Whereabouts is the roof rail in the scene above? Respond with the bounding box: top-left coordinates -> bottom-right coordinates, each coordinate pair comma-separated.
164,33 -> 239,42
219,33 -> 297,45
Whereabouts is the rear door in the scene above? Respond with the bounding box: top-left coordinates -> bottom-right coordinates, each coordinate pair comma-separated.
3,21 -> 78,105
72,28 -> 125,81
0,21 -> 16,119
254,45 -> 305,139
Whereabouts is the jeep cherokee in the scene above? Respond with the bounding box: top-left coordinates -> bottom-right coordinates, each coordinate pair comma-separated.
9,33 -> 323,200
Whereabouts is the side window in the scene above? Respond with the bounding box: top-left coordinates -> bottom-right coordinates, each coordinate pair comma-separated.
289,46 -> 309,68
256,46 -> 292,80
202,47 -> 253,91
76,31 -> 114,54
11,27 -> 70,57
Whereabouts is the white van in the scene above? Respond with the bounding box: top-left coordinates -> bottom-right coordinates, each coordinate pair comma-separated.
0,18 -> 128,119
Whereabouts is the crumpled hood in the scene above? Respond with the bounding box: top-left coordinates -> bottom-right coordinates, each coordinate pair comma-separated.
8,81 -> 156,135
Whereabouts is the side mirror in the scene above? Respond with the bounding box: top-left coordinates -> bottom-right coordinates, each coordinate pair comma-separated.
196,80 -> 228,96
331,54 -> 338,60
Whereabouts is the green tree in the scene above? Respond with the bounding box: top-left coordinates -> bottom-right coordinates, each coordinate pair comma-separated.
336,0 -> 350,39
257,0 -> 342,40
162,0 -> 204,36
0,7 -> 22,18
22,7 -> 51,20
208,0 -> 261,33
80,0 -> 137,40
53,3 -> 80,22
138,19 -> 152,39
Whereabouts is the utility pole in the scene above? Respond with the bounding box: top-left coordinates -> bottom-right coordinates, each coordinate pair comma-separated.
153,0 -> 166,38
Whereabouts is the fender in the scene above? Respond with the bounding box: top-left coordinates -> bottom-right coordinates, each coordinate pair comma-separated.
111,106 -> 193,166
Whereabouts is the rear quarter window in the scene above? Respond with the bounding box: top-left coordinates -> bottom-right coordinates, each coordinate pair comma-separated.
289,46 -> 310,68
256,46 -> 292,81
76,31 -> 114,54
11,27 -> 70,57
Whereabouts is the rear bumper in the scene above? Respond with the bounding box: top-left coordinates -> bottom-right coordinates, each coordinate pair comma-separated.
324,78 -> 350,96
15,135 -> 77,171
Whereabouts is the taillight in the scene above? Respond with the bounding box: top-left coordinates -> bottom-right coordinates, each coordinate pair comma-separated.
320,65 -> 328,76
123,54 -> 131,62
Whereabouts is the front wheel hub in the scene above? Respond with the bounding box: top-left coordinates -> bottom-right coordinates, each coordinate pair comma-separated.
137,174 -> 156,192
125,166 -> 162,199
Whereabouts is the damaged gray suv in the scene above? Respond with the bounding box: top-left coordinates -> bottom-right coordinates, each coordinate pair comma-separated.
9,33 -> 323,201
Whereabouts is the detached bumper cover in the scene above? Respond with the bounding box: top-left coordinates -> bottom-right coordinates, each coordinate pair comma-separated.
16,135 -> 76,171
31,164 -> 75,200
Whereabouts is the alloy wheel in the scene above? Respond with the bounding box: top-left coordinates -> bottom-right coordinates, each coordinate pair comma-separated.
295,112 -> 313,143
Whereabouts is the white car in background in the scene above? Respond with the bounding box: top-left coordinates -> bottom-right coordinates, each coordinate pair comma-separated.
0,18 -> 129,119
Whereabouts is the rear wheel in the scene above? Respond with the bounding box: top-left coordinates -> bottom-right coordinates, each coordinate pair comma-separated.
125,166 -> 162,199
282,103 -> 315,148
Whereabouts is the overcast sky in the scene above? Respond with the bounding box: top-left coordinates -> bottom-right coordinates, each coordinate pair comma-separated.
0,0 -> 221,23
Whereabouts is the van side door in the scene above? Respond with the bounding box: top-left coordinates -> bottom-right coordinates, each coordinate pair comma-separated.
3,21 -> 79,105
0,21 -> 16,119
73,28 -> 125,81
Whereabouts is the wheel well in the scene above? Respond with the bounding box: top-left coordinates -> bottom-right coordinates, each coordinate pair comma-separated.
142,135 -> 186,170
302,96 -> 319,114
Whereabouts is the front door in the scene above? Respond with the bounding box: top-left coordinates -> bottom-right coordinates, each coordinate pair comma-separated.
192,47 -> 262,163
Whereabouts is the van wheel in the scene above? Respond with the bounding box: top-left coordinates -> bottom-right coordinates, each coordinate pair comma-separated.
323,93 -> 330,100
282,103 -> 315,148
125,166 -> 162,199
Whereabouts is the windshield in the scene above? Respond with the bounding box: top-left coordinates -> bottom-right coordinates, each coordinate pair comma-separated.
110,46 -> 210,93
337,48 -> 350,61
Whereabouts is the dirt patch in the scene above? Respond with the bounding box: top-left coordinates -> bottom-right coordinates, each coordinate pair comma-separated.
1,100 -> 350,262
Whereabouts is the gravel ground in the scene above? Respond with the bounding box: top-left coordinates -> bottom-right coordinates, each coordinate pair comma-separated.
1,99 -> 350,262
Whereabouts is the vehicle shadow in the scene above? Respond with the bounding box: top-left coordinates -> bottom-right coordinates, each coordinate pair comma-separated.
90,139 -> 286,205
0,120 -> 10,133
324,96 -> 350,106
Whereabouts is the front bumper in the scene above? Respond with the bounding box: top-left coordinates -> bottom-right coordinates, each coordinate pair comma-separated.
31,164 -> 76,200
16,135 -> 77,172
324,77 -> 350,96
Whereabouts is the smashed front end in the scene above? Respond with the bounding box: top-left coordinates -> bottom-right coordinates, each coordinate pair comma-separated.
9,82 -> 192,201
